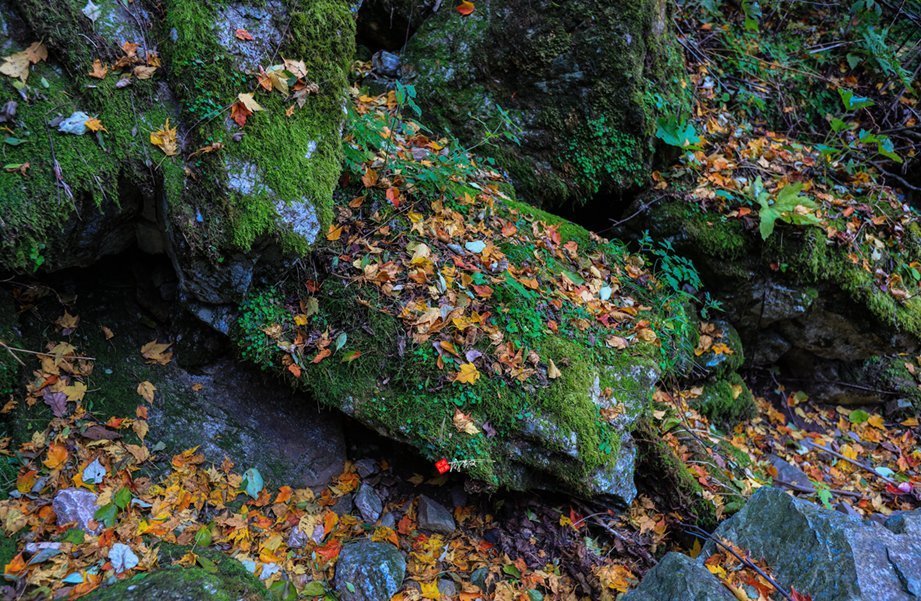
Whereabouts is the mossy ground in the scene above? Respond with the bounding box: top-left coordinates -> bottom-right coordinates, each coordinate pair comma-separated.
84,545 -> 268,601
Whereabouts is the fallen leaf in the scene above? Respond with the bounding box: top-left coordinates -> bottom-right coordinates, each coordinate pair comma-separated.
547,359 -> 562,379
140,340 -> 173,365
453,408 -> 480,435
455,362 -> 480,384
235,28 -> 254,41
137,381 -> 156,404
456,0 -> 475,15
150,119 -> 178,156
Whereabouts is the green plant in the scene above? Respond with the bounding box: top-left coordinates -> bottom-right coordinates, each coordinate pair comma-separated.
235,290 -> 291,371
749,177 -> 821,240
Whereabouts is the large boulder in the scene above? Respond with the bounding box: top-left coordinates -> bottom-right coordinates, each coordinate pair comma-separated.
0,0 -> 354,319
629,193 -> 921,408
707,487 -> 921,601
628,488 -> 921,601
401,0 -> 690,206
230,91 -> 723,503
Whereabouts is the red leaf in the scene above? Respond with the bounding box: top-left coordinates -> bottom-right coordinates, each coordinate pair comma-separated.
456,0 -> 475,15
386,187 -> 402,208
230,101 -> 252,127
235,28 -> 254,41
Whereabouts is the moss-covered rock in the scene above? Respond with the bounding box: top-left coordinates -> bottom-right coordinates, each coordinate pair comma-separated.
693,372 -> 755,427
83,563 -> 268,601
1,0 -> 353,313
228,91 -> 718,503
629,193 -> 921,405
401,0 -> 690,206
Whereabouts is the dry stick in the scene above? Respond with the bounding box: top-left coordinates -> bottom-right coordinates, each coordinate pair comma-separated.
0,341 -> 95,362
681,523 -> 794,601
804,440 -> 898,486
773,478 -> 862,499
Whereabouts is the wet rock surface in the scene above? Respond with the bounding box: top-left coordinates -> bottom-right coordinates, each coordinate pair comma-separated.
334,540 -> 406,601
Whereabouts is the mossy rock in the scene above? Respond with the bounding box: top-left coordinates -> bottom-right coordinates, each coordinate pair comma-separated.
1,0 -> 353,310
632,193 -> 921,404
83,565 -> 268,601
692,372 -> 755,427
232,154 -> 709,503
402,0 -> 690,206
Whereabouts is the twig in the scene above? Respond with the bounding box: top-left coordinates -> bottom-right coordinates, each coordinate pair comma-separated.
804,440 -> 897,485
773,478 -> 862,499
681,523 -> 794,601
0,341 -> 95,362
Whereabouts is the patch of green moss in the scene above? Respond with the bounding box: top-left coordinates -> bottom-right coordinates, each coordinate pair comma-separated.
161,0 -> 353,257
651,199 -> 751,260
83,559 -> 268,601
768,227 -> 921,338
0,57 -> 163,271
693,372 -> 755,426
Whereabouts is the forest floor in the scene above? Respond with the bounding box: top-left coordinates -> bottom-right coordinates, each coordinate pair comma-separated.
2,0 -> 921,600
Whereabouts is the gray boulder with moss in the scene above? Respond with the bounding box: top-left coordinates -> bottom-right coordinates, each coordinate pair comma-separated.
0,0 -> 353,317
401,0 -> 689,206
229,92 -> 730,502
628,193 -> 921,408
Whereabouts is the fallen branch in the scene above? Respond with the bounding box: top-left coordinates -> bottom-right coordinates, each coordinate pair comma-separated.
0,341 -> 95,362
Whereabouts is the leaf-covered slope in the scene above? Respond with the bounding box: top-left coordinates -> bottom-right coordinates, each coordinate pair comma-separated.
234,89 -> 709,502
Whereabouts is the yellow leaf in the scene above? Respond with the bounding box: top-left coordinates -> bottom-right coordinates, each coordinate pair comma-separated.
43,442 -> 68,469
237,92 -> 264,112
547,359 -> 562,380
137,381 -> 156,404
326,224 -> 343,241
140,340 -> 173,365
452,408 -> 480,435
63,381 -> 87,401
420,580 -> 441,600
150,119 -> 178,156
455,363 -> 480,384
88,59 -> 108,79
132,65 -> 157,80
85,117 -> 108,133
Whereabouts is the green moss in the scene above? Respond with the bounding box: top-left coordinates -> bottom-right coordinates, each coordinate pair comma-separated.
83,563 -> 268,601
651,199 -> 750,260
161,0 -> 353,257
693,372 -> 755,427
768,227 -> 921,338
404,0 -> 689,205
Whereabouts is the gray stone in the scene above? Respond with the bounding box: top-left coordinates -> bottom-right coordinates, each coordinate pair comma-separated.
437,579 -> 457,598
334,540 -> 406,601
623,552 -> 735,601
380,512 -> 396,529
53,488 -> 100,534
417,495 -> 455,534
332,493 -> 354,516
286,526 -> 309,549
767,454 -> 815,493
355,483 -> 383,523
354,458 -> 379,478
147,358 -> 346,490
706,487 -> 921,601
372,50 -> 401,78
